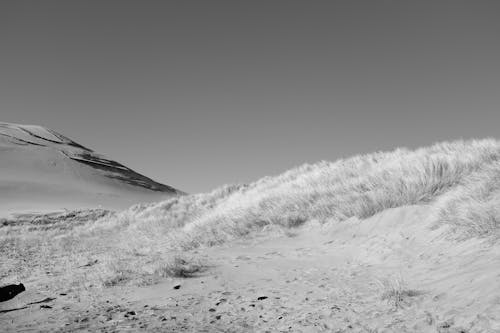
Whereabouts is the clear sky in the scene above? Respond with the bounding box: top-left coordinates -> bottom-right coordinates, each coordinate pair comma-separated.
1,1 -> 500,193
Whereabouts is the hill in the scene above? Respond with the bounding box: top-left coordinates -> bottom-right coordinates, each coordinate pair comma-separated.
118,138 -> 500,249
2,138 -> 500,332
0,122 -> 182,214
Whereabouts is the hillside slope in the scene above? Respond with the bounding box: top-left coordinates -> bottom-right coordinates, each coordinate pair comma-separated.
2,138 -> 500,332
115,138 -> 500,250
0,122 -> 182,214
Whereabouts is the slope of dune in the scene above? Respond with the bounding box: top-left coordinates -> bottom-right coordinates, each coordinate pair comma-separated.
0,122 -> 182,214
113,138 -> 500,251
2,138 -> 500,332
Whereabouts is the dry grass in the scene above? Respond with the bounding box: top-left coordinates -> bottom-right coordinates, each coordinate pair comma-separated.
4,138 -> 500,293
154,255 -> 208,278
379,277 -> 424,309
113,138 -> 500,250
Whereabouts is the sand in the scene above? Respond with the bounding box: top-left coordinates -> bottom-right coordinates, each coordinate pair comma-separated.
2,205 -> 500,332
0,122 -> 180,215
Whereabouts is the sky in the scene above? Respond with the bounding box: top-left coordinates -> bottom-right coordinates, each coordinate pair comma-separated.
1,1 -> 500,193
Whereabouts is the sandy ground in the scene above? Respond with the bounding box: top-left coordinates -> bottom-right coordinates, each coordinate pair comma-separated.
2,205 -> 500,332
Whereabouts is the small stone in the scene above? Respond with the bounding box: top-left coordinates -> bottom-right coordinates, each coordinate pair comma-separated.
173,284 -> 181,290
125,311 -> 136,317
215,298 -> 227,306
257,296 -> 268,301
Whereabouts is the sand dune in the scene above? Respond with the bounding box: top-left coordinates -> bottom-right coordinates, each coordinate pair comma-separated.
2,138 -> 500,331
0,122 -> 182,215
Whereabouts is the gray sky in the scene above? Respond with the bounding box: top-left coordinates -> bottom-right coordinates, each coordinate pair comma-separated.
1,1 -> 500,193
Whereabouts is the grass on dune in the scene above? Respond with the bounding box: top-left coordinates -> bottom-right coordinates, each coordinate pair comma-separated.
3,138 -> 500,292
117,138 -> 500,251
378,276 -> 425,309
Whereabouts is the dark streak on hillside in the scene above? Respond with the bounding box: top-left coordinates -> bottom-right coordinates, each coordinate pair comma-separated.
0,133 -> 47,147
66,152 -> 182,193
46,128 -> 94,151
19,127 -> 93,151
0,122 -> 184,195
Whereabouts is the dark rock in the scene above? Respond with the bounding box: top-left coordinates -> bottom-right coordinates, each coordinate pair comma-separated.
173,284 -> 181,290
40,305 -> 52,309
0,283 -> 26,302
257,296 -> 268,301
215,315 -> 221,320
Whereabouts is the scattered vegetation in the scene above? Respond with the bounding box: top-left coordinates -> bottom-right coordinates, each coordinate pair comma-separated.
102,269 -> 133,287
379,277 -> 424,309
4,138 -> 500,292
154,255 -> 208,278
0,209 -> 113,230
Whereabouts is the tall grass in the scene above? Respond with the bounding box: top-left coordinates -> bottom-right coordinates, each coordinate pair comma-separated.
114,138 -> 500,251
3,138 -> 500,290
433,161 -> 500,238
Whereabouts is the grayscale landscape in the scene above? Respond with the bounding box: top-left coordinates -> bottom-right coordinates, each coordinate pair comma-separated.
2,1 -> 500,332
2,126 -> 500,332
0,122 -> 181,214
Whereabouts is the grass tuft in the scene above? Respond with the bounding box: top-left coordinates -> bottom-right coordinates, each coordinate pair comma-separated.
154,255 -> 208,278
379,277 -> 424,309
